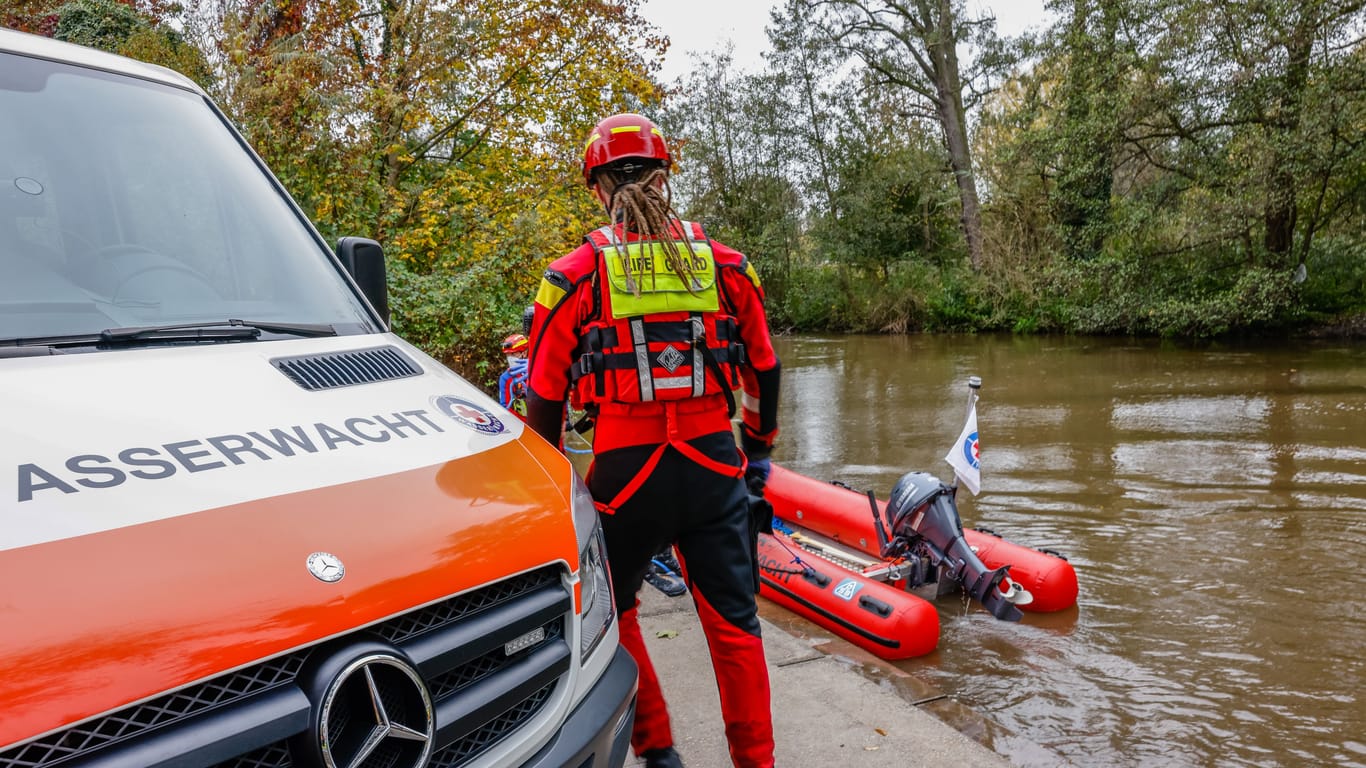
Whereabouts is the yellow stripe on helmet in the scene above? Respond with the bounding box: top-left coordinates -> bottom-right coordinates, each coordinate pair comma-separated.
583,131 -> 601,150
609,125 -> 643,134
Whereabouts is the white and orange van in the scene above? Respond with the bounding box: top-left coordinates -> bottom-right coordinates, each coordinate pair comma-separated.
0,28 -> 635,768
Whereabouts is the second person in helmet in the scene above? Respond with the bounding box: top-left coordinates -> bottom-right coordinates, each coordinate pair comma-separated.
525,113 -> 782,768
497,333 -> 529,418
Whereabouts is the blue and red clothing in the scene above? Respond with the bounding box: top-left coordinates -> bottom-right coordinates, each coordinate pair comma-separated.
498,357 -> 528,418
526,221 -> 780,767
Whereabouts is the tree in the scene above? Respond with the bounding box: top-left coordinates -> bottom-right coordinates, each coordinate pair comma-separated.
811,72 -> 960,276
1048,0 -> 1129,260
806,0 -> 1005,271
181,0 -> 667,376
3,0 -> 58,34
768,0 -> 844,219
663,51 -> 804,300
1122,0 -> 1366,268
200,0 -> 664,248
8,0 -> 213,85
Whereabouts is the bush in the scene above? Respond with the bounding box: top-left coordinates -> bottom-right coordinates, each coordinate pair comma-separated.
771,263 -> 855,332
388,260 -> 526,390
1299,235 -> 1366,317
865,262 -> 935,333
1047,254 -> 1300,338
54,0 -> 141,50
923,264 -> 991,332
772,262 -> 922,333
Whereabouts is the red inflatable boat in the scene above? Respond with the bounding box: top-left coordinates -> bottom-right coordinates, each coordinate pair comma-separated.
756,531 -> 940,660
750,462 -> 1080,660
765,464 -> 1079,614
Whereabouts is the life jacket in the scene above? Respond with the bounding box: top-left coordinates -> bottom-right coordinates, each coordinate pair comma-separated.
569,222 -> 747,413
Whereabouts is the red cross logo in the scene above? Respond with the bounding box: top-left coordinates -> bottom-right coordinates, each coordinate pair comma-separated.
432,394 -> 507,435
453,404 -> 490,424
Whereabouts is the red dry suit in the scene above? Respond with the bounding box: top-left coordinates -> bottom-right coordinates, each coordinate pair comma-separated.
526,220 -> 781,767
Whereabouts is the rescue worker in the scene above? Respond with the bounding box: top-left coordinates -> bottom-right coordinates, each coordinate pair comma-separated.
525,113 -> 781,768
497,333 -> 529,418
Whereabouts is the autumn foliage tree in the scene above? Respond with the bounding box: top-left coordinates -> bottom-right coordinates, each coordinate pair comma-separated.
5,0 -> 211,84
185,0 -> 668,379
7,0 -> 666,379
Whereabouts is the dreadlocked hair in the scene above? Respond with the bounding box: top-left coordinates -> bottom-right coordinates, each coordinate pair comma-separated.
594,161 -> 701,297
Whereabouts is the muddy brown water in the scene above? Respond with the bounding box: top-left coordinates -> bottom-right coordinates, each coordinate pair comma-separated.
769,333 -> 1366,767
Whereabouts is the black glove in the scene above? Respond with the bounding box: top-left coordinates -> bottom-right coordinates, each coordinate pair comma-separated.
745,457 -> 771,496
746,492 -> 774,595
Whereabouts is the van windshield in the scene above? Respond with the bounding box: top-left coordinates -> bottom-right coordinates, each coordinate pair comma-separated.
0,51 -> 379,345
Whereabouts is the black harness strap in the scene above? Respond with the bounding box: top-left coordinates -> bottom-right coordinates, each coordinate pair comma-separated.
696,333 -> 737,418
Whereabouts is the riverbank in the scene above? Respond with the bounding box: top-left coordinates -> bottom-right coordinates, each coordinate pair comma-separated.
623,585 -> 1015,768
1305,310 -> 1366,338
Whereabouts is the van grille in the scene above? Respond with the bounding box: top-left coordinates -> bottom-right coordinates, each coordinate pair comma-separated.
0,567 -> 570,768
272,346 -> 421,390
428,682 -> 557,768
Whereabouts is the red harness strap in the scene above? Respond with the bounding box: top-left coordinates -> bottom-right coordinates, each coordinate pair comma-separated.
593,400 -> 746,516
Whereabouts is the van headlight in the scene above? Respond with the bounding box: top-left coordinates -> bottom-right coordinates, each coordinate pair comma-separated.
572,473 -> 615,659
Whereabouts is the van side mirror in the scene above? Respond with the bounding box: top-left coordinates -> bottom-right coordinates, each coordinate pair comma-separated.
335,237 -> 389,328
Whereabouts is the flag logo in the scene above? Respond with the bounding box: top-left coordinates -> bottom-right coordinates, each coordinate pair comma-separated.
961,431 -> 980,470
944,402 -> 982,496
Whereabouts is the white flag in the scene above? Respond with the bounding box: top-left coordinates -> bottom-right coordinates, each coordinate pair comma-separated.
944,403 -> 981,495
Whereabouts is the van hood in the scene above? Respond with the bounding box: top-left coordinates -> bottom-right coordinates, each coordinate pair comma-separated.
0,336 -> 578,747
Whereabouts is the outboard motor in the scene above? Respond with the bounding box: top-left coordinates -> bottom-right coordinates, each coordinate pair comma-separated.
877,471 -> 1028,621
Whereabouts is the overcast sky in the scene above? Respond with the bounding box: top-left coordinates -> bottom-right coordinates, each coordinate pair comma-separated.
639,0 -> 1054,83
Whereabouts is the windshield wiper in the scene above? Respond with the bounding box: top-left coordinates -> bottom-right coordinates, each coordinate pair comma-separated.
0,319 -> 337,350
0,344 -> 66,358
100,319 -> 337,341
0,327 -> 256,352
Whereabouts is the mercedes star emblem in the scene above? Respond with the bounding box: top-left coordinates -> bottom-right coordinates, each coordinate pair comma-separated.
319,653 -> 434,768
307,552 -> 346,583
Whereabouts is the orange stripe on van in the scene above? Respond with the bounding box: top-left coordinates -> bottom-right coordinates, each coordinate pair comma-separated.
0,438 -> 577,748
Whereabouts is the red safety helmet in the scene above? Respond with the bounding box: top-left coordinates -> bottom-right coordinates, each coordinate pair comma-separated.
582,113 -> 671,184
502,333 -> 528,356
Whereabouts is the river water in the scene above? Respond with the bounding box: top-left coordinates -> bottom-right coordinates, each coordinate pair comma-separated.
770,333 -> 1366,767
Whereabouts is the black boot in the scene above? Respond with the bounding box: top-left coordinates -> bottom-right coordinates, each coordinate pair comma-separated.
654,548 -> 682,575
643,562 -> 687,597
642,746 -> 684,768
